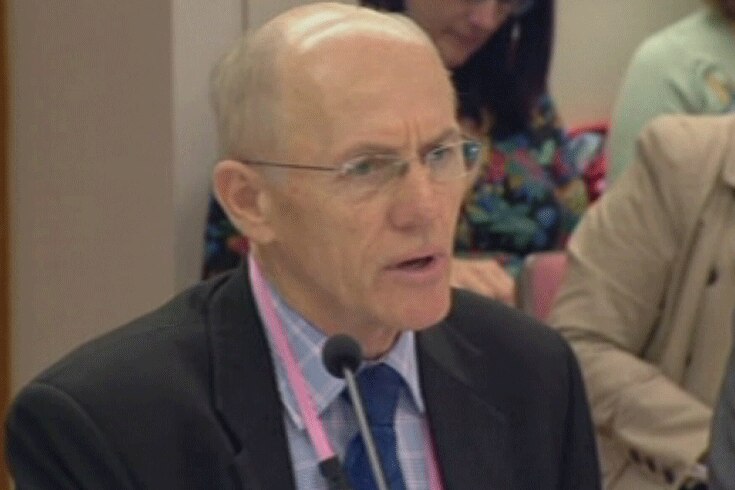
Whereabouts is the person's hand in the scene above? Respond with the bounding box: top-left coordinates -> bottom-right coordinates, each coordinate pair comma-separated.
450,257 -> 516,306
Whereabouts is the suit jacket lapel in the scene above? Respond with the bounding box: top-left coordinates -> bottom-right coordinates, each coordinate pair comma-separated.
204,265 -> 512,489
208,263 -> 296,490
418,322 -> 512,489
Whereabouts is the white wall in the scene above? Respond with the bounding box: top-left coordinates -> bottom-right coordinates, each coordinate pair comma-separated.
10,0 -> 243,391
247,0 -> 355,28
10,1 -> 176,391
172,0 -> 244,289
551,0 -> 699,125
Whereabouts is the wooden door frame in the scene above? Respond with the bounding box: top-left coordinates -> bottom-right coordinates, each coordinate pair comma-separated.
1,0 -> 10,487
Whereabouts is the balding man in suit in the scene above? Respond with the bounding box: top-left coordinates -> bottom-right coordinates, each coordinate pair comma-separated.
5,4 -> 599,488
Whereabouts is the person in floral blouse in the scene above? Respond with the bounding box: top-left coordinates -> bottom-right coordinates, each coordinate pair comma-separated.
203,0 -> 605,304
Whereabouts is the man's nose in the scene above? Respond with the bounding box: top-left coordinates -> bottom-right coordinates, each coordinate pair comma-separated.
467,1 -> 506,32
388,164 -> 441,230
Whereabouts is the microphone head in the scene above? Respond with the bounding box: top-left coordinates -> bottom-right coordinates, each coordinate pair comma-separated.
322,334 -> 362,379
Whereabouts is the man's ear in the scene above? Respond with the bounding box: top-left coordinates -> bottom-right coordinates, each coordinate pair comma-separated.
212,160 -> 275,244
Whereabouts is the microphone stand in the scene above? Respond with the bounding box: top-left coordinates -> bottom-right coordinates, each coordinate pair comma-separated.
322,334 -> 389,490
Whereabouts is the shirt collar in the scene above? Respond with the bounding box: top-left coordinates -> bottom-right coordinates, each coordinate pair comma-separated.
249,261 -> 425,431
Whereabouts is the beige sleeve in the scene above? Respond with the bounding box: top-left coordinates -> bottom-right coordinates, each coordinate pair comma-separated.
549,117 -> 711,473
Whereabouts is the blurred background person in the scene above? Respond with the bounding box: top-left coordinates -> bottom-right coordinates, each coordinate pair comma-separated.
607,0 -> 735,183
550,113 -> 735,490
202,0 -> 604,305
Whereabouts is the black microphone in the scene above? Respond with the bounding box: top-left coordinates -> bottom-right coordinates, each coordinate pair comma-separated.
322,334 -> 361,379
322,335 -> 390,490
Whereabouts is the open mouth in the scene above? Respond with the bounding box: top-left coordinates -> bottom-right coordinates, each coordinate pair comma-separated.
395,256 -> 435,270
385,252 -> 446,284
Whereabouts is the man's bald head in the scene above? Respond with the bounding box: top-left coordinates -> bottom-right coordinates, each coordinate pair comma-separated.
212,2 -> 463,352
210,2 -> 443,162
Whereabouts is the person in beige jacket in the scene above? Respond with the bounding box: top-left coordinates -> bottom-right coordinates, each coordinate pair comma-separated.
550,113 -> 735,490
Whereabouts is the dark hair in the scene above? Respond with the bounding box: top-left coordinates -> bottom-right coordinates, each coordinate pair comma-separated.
359,0 -> 555,138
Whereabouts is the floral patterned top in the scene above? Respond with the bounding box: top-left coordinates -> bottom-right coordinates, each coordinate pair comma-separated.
455,95 -> 604,276
202,95 -> 605,279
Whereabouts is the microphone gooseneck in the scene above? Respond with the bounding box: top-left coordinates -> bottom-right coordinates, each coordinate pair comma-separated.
322,334 -> 390,490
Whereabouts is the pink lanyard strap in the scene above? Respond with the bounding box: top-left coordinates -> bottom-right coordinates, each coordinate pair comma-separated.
424,423 -> 444,490
249,256 -> 444,490
250,257 -> 335,461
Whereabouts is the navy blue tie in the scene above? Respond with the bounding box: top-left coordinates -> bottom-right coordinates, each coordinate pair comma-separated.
343,363 -> 407,490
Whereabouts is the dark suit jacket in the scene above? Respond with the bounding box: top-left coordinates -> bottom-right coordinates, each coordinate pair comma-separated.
5,264 -> 600,489
710,311 -> 735,490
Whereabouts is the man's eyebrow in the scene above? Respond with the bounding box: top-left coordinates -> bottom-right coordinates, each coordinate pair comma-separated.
338,127 -> 462,160
344,143 -> 400,156
419,128 -> 463,154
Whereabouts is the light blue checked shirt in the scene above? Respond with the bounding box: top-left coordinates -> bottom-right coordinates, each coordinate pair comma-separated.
251,270 -> 433,489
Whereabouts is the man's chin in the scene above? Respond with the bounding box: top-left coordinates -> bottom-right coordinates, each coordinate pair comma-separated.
392,291 -> 452,331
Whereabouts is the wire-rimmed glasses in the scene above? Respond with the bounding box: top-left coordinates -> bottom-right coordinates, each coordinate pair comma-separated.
240,139 -> 484,200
